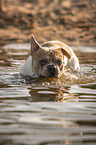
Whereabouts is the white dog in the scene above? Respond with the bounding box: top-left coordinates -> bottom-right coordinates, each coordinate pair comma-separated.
20,35 -> 80,78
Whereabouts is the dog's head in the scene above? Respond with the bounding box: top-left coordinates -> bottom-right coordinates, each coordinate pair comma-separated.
31,35 -> 71,78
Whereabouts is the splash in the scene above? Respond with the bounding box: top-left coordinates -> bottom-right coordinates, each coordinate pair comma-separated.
22,66 -> 95,86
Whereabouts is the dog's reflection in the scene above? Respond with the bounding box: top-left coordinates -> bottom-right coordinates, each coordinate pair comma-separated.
29,86 -> 78,102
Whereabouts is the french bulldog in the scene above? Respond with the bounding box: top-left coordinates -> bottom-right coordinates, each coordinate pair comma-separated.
20,35 -> 80,78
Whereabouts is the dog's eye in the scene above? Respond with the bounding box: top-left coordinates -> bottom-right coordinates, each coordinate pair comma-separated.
57,59 -> 62,66
39,60 -> 47,66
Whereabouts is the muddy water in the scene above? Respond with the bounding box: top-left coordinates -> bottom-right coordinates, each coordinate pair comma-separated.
0,44 -> 96,145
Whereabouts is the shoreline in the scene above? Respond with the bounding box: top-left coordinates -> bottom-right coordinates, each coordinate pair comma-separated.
0,0 -> 96,46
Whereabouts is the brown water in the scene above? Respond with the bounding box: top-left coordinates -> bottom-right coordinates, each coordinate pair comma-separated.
0,44 -> 96,145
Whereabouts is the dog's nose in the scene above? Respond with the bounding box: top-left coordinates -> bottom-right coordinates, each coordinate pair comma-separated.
47,65 -> 57,73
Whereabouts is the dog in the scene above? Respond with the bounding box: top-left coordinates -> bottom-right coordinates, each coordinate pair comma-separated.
20,35 -> 80,78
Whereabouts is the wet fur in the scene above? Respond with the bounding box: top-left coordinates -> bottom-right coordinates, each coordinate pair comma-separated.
20,35 -> 80,78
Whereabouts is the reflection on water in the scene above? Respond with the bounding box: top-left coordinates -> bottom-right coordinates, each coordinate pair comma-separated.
0,44 -> 96,145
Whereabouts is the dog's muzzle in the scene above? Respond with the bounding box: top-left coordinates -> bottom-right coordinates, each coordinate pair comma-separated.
47,65 -> 58,77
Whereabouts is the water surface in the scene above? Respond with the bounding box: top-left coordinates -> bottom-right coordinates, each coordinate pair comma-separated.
0,44 -> 96,145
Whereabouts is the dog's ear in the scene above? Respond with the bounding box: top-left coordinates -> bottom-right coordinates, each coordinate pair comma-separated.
30,35 -> 41,55
61,48 -> 71,59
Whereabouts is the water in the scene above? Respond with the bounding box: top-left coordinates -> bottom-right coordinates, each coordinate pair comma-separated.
0,44 -> 96,145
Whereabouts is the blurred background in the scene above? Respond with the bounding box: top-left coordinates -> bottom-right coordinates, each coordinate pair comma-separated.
0,0 -> 96,46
